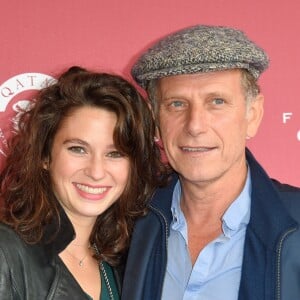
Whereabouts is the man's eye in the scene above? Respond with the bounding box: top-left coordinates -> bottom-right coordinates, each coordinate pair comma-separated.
170,101 -> 184,107
107,151 -> 124,158
212,98 -> 225,105
68,146 -> 86,154
165,100 -> 186,111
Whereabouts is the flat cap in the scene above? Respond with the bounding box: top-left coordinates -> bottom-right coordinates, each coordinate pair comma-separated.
132,25 -> 269,88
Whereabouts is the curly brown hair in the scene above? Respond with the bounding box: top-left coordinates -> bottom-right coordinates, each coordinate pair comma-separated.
0,66 -> 170,266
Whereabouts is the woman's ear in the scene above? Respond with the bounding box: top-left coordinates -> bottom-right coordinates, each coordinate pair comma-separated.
246,94 -> 264,139
42,158 -> 49,170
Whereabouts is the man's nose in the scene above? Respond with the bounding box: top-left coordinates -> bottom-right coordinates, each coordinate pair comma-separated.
185,105 -> 208,136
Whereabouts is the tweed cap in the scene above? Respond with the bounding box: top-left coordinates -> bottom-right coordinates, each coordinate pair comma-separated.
132,25 -> 269,88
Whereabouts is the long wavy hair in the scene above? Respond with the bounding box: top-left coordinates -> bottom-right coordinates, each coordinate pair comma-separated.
0,66 -> 170,265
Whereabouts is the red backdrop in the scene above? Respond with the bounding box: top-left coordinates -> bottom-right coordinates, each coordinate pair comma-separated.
1,0 -> 299,186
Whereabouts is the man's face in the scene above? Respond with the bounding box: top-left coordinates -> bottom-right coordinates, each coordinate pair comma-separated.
156,69 -> 263,186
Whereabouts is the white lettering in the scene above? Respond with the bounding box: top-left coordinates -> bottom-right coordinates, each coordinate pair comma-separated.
0,73 -> 55,112
283,112 -> 293,123
1,87 -> 14,97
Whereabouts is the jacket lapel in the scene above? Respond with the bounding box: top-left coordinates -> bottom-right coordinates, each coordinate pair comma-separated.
238,149 -> 297,299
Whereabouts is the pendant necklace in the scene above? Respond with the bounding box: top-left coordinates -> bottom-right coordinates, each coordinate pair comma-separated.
65,246 -> 90,267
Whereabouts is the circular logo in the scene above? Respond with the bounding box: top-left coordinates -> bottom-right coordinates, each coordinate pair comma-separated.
0,73 -> 55,159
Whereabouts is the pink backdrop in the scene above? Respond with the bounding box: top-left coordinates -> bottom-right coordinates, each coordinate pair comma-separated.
1,0 -> 299,186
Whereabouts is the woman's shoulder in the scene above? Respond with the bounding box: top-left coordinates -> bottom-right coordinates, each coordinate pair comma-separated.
0,222 -> 19,235
0,223 -> 26,250
0,222 -> 41,271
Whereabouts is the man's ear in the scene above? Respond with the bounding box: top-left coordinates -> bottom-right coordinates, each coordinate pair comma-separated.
154,124 -> 162,141
146,96 -> 161,142
246,94 -> 264,139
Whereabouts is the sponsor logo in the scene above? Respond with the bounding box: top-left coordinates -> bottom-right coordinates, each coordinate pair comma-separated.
0,73 -> 55,158
282,112 -> 300,141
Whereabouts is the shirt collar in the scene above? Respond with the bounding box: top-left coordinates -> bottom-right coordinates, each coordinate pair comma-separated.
222,167 -> 251,237
171,168 -> 252,237
171,180 -> 184,230
42,199 -> 75,258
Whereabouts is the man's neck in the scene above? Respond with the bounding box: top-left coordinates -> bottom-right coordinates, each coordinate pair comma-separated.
178,164 -> 249,264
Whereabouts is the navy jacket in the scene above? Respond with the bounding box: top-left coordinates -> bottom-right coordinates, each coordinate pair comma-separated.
122,149 -> 300,300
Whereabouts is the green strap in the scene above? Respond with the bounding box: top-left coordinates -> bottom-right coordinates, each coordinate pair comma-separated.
100,262 -> 120,300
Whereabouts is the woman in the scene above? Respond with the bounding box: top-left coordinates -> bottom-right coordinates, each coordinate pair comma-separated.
0,66 -> 168,299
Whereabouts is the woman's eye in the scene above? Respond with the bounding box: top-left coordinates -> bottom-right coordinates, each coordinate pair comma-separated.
68,146 -> 86,154
212,98 -> 225,105
107,151 -> 124,158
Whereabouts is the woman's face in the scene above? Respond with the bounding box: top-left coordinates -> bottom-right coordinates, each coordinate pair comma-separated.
47,106 -> 130,225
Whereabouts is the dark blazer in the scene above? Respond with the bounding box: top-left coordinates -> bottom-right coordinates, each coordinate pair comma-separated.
122,149 -> 300,300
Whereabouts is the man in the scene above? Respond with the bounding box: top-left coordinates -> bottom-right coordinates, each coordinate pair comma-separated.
122,25 -> 300,300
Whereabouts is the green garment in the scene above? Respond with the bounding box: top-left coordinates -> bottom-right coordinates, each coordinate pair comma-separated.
86,261 -> 119,300
100,261 -> 120,300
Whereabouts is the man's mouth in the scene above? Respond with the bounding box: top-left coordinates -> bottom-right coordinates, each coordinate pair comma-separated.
181,147 -> 214,152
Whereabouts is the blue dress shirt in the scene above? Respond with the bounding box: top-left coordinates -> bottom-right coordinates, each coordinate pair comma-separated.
161,171 -> 251,300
